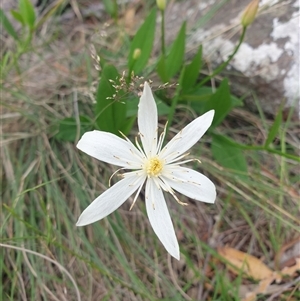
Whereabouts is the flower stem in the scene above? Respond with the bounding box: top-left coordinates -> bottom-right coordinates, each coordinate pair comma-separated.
240,145 -> 298,162
160,9 -> 166,58
199,26 -> 247,86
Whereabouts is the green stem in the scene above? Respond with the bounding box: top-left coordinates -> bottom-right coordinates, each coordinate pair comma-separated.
243,145 -> 298,161
276,125 -> 286,242
13,52 -> 22,79
160,9 -> 166,58
127,64 -> 134,83
199,26 -> 247,86
113,0 -> 118,22
214,133 -> 299,161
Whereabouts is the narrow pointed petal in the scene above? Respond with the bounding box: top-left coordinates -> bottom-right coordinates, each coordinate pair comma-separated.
77,130 -> 144,168
162,166 -> 216,203
160,110 -> 215,162
76,174 -> 146,226
145,179 -> 180,260
138,82 -> 158,157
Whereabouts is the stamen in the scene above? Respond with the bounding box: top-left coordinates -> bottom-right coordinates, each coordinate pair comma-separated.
129,181 -> 144,210
145,157 -> 163,177
135,136 -> 146,157
152,177 -> 162,190
112,156 -> 144,168
165,152 -> 190,164
149,128 -> 159,157
118,131 -> 145,162
170,158 -> 201,166
166,171 -> 201,186
155,177 -> 168,192
109,168 -> 125,186
157,177 -> 188,206
156,121 -> 168,154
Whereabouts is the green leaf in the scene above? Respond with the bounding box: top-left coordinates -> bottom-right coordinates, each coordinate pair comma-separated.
119,115 -> 136,136
182,86 -> 212,102
95,64 -> 126,135
157,22 -> 186,82
103,0 -> 118,18
11,10 -> 25,25
156,56 -> 167,83
156,98 -> 171,116
231,94 -> 243,107
182,45 -> 202,92
203,78 -> 231,127
19,0 -> 36,29
166,66 -> 186,134
212,134 -> 248,179
0,51 -> 11,76
181,86 -> 213,116
55,116 -> 92,142
125,97 -> 139,117
0,9 -> 18,40
128,8 -> 156,75
264,104 -> 283,147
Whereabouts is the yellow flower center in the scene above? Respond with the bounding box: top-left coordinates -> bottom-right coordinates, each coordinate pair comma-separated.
145,157 -> 164,177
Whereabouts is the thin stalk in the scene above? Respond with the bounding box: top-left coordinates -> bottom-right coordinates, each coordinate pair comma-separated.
217,136 -> 299,161
244,145 -> 299,161
160,9 -> 166,57
275,99 -> 296,245
199,26 -> 247,86
276,129 -> 286,242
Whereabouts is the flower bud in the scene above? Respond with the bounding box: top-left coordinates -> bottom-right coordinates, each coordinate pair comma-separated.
133,48 -> 141,60
241,0 -> 259,27
156,0 -> 167,11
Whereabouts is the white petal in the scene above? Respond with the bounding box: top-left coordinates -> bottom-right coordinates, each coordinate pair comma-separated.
162,166 -> 216,203
76,174 -> 146,226
77,130 -> 143,168
145,179 -> 180,260
138,82 -> 158,157
160,110 -> 215,162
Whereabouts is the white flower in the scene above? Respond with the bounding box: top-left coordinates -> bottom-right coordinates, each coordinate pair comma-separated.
76,82 -> 216,260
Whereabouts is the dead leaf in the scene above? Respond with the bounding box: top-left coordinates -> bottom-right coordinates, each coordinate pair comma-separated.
122,7 -> 138,34
281,258 -> 300,276
275,236 -> 300,270
218,247 -> 274,280
243,292 -> 256,301
241,274 -> 281,301
238,255 -> 300,301
257,277 -> 276,294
